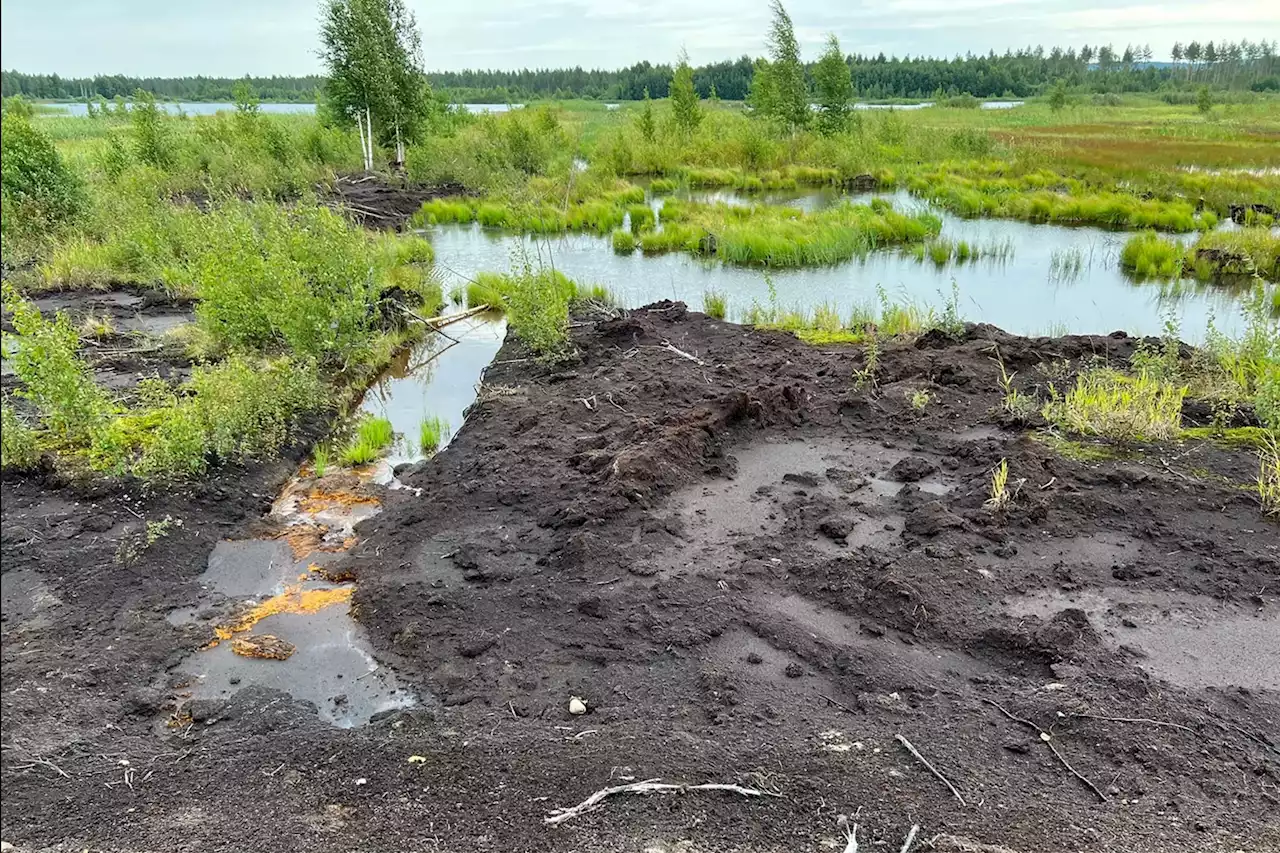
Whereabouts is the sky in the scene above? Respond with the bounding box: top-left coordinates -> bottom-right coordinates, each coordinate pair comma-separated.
2,0 -> 1277,77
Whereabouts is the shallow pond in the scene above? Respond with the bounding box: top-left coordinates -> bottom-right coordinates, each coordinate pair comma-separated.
422,189 -> 1260,343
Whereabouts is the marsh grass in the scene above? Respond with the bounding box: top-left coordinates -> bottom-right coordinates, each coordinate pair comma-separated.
611,228 -> 637,253
1120,231 -> 1185,279
703,289 -> 727,319
1042,368 -> 1186,442
1258,433 -> 1280,517
1049,245 -> 1086,282
419,415 -> 449,453
312,444 -> 330,478
341,416 -> 395,466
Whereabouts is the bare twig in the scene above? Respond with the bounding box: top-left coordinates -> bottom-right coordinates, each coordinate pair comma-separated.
660,340 -> 706,366
1068,712 -> 1193,733
820,694 -> 858,715
839,814 -> 860,853
593,576 -> 622,586
895,734 -> 965,805
982,699 -> 1107,802
545,778 -> 782,826
580,395 -> 597,411
899,824 -> 920,853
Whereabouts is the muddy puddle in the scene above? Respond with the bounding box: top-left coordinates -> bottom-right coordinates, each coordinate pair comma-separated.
422,189 -> 1262,342
169,318 -> 505,726
357,313 -> 506,467
1007,587 -> 1280,691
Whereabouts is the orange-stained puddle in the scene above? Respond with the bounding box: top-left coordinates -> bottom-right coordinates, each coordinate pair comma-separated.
210,585 -> 354,643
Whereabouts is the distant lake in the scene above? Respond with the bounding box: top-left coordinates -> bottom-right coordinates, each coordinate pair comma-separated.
44,102 -> 526,117
852,100 -> 1024,110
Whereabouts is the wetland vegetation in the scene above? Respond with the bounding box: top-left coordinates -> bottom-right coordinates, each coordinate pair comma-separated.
2,0 -> 1277,488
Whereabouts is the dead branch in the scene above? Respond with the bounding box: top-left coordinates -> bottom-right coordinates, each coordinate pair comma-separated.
1067,712 -> 1193,733
660,340 -> 707,366
821,694 -> 858,715
895,734 -> 965,805
839,814 -> 860,853
981,699 -> 1107,802
545,777 -> 782,826
899,824 -> 921,853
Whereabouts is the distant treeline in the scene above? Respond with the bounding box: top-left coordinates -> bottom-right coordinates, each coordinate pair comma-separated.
0,73 -> 324,102
5,38 -> 1278,103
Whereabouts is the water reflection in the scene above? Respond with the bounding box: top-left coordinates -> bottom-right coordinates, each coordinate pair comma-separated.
422,190 -> 1259,343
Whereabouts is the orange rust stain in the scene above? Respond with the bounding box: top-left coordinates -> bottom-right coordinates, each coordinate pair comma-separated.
297,489 -> 381,515
232,634 -> 296,660
274,524 -> 358,560
212,585 -> 354,641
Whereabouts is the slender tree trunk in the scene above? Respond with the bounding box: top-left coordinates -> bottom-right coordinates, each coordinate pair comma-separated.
365,106 -> 374,170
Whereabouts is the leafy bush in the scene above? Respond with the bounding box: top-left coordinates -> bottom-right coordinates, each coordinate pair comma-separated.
2,285 -> 114,446
0,112 -> 84,237
130,90 -> 175,169
188,200 -> 383,363
136,357 -> 326,478
1,402 -> 41,470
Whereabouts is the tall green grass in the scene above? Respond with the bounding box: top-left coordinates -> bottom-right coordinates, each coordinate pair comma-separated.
341,416 -> 395,466
419,415 -> 449,453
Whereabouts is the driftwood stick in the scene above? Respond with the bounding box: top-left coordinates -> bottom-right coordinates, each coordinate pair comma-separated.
898,824 -> 920,853
1068,712 -> 1194,733
660,340 -> 706,366
895,734 -> 965,805
545,778 -> 781,826
982,699 -> 1107,803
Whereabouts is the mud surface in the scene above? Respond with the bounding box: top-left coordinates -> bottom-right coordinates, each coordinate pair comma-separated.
326,174 -> 467,230
3,304 -> 1278,852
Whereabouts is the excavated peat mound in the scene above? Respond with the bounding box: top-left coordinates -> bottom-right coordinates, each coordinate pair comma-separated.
2,302 -> 1277,853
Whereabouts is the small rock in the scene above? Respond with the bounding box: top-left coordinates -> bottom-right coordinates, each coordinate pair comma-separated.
1003,740 -> 1031,754
993,542 -> 1018,559
924,544 -> 958,559
457,633 -> 498,659
745,652 -> 764,665
568,696 -> 588,715
903,501 -> 965,537
817,516 -> 853,540
81,514 -> 115,533
784,662 -> 805,679
576,597 -> 607,619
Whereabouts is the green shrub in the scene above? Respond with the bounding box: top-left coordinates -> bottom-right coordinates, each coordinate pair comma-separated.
0,112 -> 84,237
130,90 -> 175,169
1,402 -> 41,470
136,357 -> 326,478
2,285 -> 114,446
188,200 -> 384,363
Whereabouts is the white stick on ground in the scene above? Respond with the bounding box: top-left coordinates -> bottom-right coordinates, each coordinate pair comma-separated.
544,778 -> 782,826
899,824 -> 921,853
896,734 -> 966,805
839,815 -> 860,853
660,340 -> 707,366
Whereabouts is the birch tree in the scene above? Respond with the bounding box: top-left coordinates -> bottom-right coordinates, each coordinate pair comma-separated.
319,0 -> 427,169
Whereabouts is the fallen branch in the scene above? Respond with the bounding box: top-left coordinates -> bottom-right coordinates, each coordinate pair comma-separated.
839,815 -> 860,853
982,699 -> 1107,802
821,694 -> 858,715
545,777 -> 781,826
895,734 -> 965,805
899,824 -> 920,853
660,340 -> 706,366
1067,712 -> 1193,733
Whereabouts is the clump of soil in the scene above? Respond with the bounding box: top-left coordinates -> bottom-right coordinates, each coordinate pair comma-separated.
2,302 -> 1277,853
326,173 -> 467,229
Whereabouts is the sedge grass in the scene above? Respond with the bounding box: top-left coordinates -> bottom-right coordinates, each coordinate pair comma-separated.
703,290 -> 727,320
419,415 -> 450,453
1041,368 -> 1186,442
